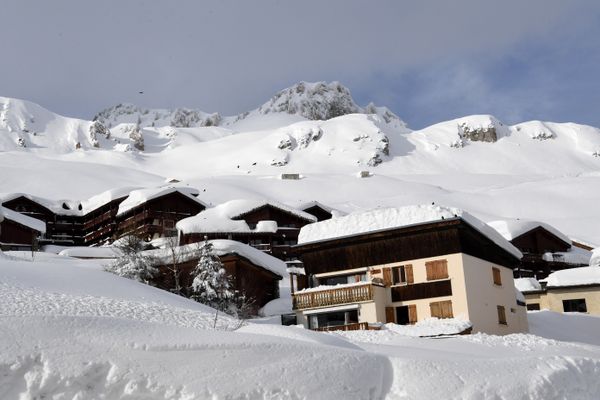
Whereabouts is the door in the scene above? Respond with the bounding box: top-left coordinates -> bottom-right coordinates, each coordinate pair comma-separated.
396,306 -> 410,325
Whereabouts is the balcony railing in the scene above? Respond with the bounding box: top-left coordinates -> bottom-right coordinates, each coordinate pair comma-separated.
292,282 -> 377,310
315,322 -> 370,332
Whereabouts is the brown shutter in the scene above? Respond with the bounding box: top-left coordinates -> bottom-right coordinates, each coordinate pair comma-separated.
385,307 -> 395,323
429,302 -> 441,318
383,268 -> 392,287
492,267 -> 502,285
426,260 -> 448,280
408,304 -> 418,324
443,301 -> 454,318
405,264 -> 414,284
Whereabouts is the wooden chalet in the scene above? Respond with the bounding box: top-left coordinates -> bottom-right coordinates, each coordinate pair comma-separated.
0,206 -> 46,251
116,189 -> 206,242
291,206 -> 529,335
149,240 -> 285,314
488,220 -> 590,279
178,200 -> 317,261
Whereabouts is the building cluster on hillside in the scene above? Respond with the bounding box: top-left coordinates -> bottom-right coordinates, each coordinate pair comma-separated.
0,185 -> 597,335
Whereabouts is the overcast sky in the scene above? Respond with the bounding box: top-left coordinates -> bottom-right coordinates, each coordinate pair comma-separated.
1,0 -> 599,128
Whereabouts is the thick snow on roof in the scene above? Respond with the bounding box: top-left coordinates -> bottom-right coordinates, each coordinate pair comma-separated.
542,266 -> 600,288
542,246 -> 592,266
58,246 -> 122,259
487,219 -> 571,245
298,204 -> 522,259
591,248 -> 600,267
117,186 -> 204,216
176,198 -> 316,234
514,277 -> 542,293
144,239 -> 286,278
81,186 -> 141,214
0,206 -> 46,233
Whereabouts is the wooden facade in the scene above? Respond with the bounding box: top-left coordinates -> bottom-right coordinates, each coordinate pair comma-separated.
154,253 -> 281,314
294,219 -> 520,276
510,227 -> 584,279
117,191 -> 205,241
0,218 -> 41,250
2,191 -> 206,247
181,204 -> 315,261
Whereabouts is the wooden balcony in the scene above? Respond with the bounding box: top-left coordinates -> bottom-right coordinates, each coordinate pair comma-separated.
292,283 -> 377,310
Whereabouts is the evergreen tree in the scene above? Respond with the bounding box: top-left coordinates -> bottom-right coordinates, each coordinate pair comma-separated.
104,235 -> 157,284
190,241 -> 234,312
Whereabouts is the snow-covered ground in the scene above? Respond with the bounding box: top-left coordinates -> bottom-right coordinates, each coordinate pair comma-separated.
2,253 -> 600,399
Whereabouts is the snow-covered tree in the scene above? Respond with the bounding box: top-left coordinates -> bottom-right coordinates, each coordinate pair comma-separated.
190,241 -> 234,312
105,235 -> 157,284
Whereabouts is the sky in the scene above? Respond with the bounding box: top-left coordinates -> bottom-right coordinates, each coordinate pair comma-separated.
1,0 -> 599,129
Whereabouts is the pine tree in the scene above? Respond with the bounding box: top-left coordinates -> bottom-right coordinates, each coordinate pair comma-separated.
104,235 -> 157,284
190,241 -> 234,312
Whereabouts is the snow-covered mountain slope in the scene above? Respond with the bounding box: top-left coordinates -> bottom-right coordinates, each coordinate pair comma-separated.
1,89 -> 600,244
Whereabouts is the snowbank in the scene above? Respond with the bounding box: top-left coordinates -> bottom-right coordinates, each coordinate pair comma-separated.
542,266 -> 600,288
514,277 -> 543,292
176,198 -> 316,234
298,204 -> 522,259
488,218 -> 571,245
528,310 -> 600,346
591,247 -> 600,267
0,206 -> 46,232
542,246 -> 592,265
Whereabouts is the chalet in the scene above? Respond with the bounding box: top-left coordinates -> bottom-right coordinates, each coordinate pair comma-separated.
177,199 -> 317,261
516,266 -> 600,315
0,206 -> 46,251
488,219 -> 592,279
0,186 -> 206,247
292,205 -> 529,335
116,187 -> 207,241
145,239 -> 286,314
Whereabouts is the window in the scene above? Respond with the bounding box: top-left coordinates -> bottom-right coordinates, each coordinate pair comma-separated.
562,299 -> 587,313
430,300 -> 453,319
497,305 -> 507,325
527,303 -> 541,311
163,219 -> 175,229
392,266 -> 406,285
308,310 -> 358,329
321,273 -> 366,286
492,267 -> 502,286
426,260 -> 448,281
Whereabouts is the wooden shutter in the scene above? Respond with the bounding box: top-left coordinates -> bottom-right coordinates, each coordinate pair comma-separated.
408,304 -> 418,324
430,300 -> 453,319
426,260 -> 448,280
405,264 -> 414,284
383,268 -> 392,287
492,267 -> 502,286
385,307 -> 395,323
497,305 -> 507,325
429,302 -> 441,318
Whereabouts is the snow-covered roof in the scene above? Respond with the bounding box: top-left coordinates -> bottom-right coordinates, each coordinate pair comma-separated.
0,192 -> 80,216
117,186 -> 205,216
81,186 -> 141,214
487,219 -> 571,246
542,266 -> 600,288
143,239 -> 286,278
514,277 -> 542,293
590,248 -> 600,267
515,288 -> 526,304
297,204 -> 523,259
542,246 -> 592,266
176,198 -> 316,234
0,206 -> 46,233
58,246 -> 122,259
